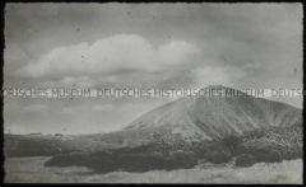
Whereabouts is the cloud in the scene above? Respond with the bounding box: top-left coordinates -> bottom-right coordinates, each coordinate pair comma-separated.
190,66 -> 247,86
59,76 -> 97,87
157,41 -> 200,66
17,34 -> 199,78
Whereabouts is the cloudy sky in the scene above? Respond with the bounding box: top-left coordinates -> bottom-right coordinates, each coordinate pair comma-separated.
4,3 -> 303,134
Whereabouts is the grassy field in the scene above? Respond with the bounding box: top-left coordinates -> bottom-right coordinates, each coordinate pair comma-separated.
4,156 -> 303,184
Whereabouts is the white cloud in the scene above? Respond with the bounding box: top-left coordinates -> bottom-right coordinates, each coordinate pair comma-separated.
59,76 -> 97,87
18,34 -> 199,78
157,41 -> 200,66
190,66 -> 246,86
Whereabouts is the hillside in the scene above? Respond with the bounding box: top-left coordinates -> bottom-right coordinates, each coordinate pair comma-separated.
4,134 -> 76,157
6,86 -> 302,157
89,86 -> 302,147
4,133 -> 110,157
43,86 -> 303,173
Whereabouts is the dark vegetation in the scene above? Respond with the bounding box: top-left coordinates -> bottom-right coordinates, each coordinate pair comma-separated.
44,121 -> 303,173
45,145 -> 199,172
4,134 -> 71,157
233,122 -> 303,167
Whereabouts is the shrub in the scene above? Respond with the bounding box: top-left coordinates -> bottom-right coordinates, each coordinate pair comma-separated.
235,154 -> 256,167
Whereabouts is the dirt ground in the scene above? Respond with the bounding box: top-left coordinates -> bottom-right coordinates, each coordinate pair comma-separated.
4,156 -> 303,184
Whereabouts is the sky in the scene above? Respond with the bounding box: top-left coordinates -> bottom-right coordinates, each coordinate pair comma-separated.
4,3 -> 303,134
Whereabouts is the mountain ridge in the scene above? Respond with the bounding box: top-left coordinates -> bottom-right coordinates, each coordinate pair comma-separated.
5,86 -> 302,159
119,86 -> 301,145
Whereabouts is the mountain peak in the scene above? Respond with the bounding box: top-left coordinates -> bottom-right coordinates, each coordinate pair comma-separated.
201,85 -> 247,98
121,87 -> 302,144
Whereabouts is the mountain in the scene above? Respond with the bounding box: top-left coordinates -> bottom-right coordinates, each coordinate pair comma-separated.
6,86 -> 303,172
98,85 -> 302,147
43,86 -> 302,173
9,86 -> 301,153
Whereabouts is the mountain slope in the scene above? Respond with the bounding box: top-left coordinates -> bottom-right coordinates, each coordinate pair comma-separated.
44,86 -> 303,172
6,86 -> 302,156
109,86 -> 302,146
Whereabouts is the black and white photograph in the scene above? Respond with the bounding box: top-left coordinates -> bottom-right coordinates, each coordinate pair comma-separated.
2,2 -> 303,184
